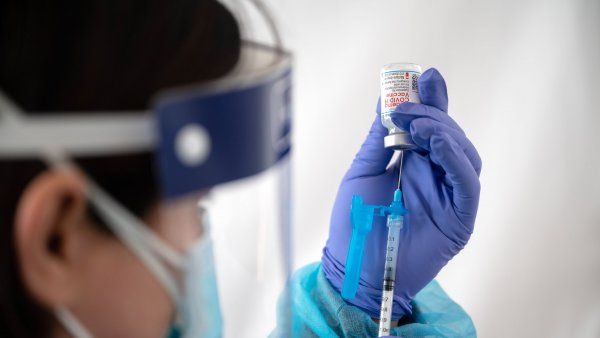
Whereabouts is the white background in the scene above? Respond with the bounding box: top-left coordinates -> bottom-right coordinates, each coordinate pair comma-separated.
258,0 -> 600,337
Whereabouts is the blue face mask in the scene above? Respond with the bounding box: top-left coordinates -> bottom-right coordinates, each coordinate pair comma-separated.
166,234 -> 223,338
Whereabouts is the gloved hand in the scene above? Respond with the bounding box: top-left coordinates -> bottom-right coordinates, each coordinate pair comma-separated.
321,68 -> 482,320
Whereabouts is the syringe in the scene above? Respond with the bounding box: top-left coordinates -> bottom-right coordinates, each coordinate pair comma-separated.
378,151 -> 405,337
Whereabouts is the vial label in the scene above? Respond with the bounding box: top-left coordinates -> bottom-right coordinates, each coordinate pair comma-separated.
379,63 -> 422,148
381,70 -> 421,113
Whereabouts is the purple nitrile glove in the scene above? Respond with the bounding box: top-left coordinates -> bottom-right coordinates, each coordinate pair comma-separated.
321,68 -> 482,320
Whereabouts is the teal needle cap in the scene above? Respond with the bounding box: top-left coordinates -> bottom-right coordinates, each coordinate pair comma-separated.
341,189 -> 407,300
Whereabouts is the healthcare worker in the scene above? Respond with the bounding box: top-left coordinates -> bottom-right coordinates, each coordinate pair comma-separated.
0,1 -> 480,338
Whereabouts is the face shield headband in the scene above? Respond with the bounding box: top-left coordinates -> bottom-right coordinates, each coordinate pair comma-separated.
0,40 -> 292,193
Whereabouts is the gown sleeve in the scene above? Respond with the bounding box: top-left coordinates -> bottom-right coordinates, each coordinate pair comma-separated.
272,262 -> 476,338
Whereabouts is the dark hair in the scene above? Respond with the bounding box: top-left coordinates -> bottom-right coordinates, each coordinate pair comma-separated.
0,1 -> 241,336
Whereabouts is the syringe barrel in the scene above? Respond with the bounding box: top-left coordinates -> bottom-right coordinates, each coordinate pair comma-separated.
380,63 -> 422,150
382,214 -> 403,282
378,214 -> 404,337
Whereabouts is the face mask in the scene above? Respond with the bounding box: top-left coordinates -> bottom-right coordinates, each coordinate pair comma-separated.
166,228 -> 223,338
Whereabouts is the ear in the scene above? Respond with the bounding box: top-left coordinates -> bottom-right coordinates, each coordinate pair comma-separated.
14,168 -> 89,308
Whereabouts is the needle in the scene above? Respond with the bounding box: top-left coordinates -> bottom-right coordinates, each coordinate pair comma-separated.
397,150 -> 404,190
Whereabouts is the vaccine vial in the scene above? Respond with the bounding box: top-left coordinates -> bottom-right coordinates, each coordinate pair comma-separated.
380,63 -> 422,149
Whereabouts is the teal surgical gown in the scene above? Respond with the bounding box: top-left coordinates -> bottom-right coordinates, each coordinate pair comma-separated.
273,263 -> 476,337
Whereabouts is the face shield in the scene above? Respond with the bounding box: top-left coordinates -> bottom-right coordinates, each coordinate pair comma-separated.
0,2 -> 293,337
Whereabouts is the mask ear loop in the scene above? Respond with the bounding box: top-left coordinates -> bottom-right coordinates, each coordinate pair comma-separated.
88,182 -> 185,300
54,307 -> 94,338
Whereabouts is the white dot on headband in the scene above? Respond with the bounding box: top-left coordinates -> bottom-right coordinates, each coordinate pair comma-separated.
175,124 -> 211,167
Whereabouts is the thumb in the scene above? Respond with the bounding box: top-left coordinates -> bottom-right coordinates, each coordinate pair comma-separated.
345,112 -> 394,180
418,68 -> 448,112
